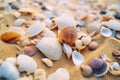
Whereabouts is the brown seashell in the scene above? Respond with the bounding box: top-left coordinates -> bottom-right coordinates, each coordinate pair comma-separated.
112,50 -> 120,59
81,65 -> 92,77
58,27 -> 78,46
1,32 -> 21,43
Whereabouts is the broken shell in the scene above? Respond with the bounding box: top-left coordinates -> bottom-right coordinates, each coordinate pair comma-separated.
1,32 -> 21,44
112,50 -> 120,59
112,62 -> 120,71
81,36 -> 92,46
89,41 -> 98,50
0,62 -> 19,80
17,54 -> 37,73
14,19 -> 25,26
81,65 -> 92,77
100,27 -> 112,37
47,68 -> 70,80
41,58 -> 53,67
75,40 -> 83,46
36,37 -> 62,60
89,58 -> 109,77
27,21 -> 46,37
19,7 -> 34,15
63,43 -> 72,59
58,27 -> 78,45
102,20 -> 120,31
72,50 -> 85,66
5,57 -> 17,65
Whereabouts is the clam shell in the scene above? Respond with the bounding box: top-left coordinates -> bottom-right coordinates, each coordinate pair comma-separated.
100,27 -> 112,37
72,50 -> 85,66
27,21 -> 46,37
47,68 -> 70,80
14,19 -> 25,26
81,36 -> 92,46
5,57 -> 17,65
36,37 -> 62,60
63,43 -> 72,59
17,54 -> 37,73
41,58 -> 53,67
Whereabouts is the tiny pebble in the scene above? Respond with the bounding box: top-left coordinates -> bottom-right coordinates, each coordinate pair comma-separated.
100,10 -> 107,15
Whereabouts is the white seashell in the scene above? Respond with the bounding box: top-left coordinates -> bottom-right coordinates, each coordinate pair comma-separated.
13,11 -> 21,18
34,68 -> 46,80
100,27 -> 112,37
27,21 -> 46,37
41,58 -> 53,67
112,62 -> 120,71
19,7 -> 34,14
81,36 -> 92,45
45,11 -> 53,19
63,43 -> 72,59
5,57 -> 17,65
17,54 -> 37,73
44,19 -> 52,28
54,13 -> 77,30
102,20 -> 120,31
77,32 -> 87,38
72,50 -> 85,66
17,76 -> 29,80
36,37 -> 62,60
8,27 -> 25,36
14,19 -> 26,26
100,53 -> 108,61
47,68 -> 70,80
35,14 -> 45,20
75,40 -> 83,46
116,33 -> 120,39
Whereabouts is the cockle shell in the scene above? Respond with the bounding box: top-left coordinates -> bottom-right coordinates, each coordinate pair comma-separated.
0,62 -> 19,80
41,58 -> 53,67
47,68 -> 70,80
63,43 -> 72,59
14,19 -> 26,26
100,27 -> 112,37
81,36 -> 92,46
17,54 -> 37,73
5,57 -> 17,65
36,37 -> 62,60
81,65 -> 92,77
102,20 -> 120,31
27,21 -> 46,37
72,50 -> 85,66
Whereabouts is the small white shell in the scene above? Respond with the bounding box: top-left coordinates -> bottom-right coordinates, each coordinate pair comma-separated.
35,14 -> 45,20
72,50 -> 85,66
13,11 -> 21,18
44,19 -> 52,28
14,19 -> 26,26
75,40 -> 83,46
100,27 -> 112,37
113,62 -> 120,71
5,57 -> 17,65
19,7 -> 34,14
17,54 -> 37,73
41,58 -> 53,67
27,21 -> 46,37
47,68 -> 70,80
100,53 -> 108,61
63,43 -> 72,59
81,36 -> 92,46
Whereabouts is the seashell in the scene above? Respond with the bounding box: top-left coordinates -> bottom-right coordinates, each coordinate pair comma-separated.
27,21 -> 46,37
80,65 -> 92,77
54,13 -> 77,30
0,62 -> 19,80
34,68 -> 46,80
89,41 -> 98,50
100,53 -> 108,61
77,32 -> 87,39
17,76 -> 29,80
14,19 -> 26,26
23,46 -> 37,56
81,36 -> 92,46
116,33 -> 120,39
17,54 -> 37,73
5,57 -> 17,65
100,27 -> 112,37
47,68 -> 70,80
75,46 -> 86,51
63,43 -> 72,59
45,11 -> 53,19
58,27 -> 78,45
75,40 -> 83,46
1,32 -> 21,44
34,14 -> 45,20
36,37 -> 62,60
112,62 -> 120,71
72,50 -> 85,66
44,19 -> 52,28
112,50 -> 120,59
89,57 -> 109,77
19,7 -> 34,15
102,20 -> 120,31
13,11 -> 21,18
41,58 -> 53,67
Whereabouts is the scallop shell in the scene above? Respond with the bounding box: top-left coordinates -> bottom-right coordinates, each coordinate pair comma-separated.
5,57 -> 17,65
63,43 -> 72,59
112,62 -> 120,71
27,21 -> 46,37
47,68 -> 70,80
81,36 -> 92,46
0,62 -> 19,80
72,50 -> 85,66
14,19 -> 26,26
41,58 -> 53,67
100,27 -> 112,37
17,54 -> 37,73
36,37 -> 62,60
81,65 -> 92,77
102,20 -> 120,31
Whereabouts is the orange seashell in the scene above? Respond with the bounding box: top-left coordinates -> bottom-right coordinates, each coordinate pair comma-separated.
58,27 -> 78,46
76,46 -> 86,51
1,32 -> 21,43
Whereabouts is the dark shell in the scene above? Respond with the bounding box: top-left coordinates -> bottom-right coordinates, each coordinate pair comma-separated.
112,50 -> 120,59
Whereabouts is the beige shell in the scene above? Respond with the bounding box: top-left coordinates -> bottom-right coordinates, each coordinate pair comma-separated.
41,58 -> 53,67
89,41 -> 98,50
27,21 -> 46,37
75,40 -> 83,46
14,19 -> 26,26
81,65 -> 92,77
36,37 -> 62,60
19,7 -> 34,14
81,36 -> 92,46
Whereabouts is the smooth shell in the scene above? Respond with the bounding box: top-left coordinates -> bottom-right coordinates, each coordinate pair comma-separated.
41,58 -> 53,67
100,27 -> 112,37
89,41 -> 98,50
36,37 -> 62,60
17,54 -> 37,73
81,36 -> 92,46
81,65 -> 92,77
19,7 -> 34,14
113,62 -> 120,71
14,19 -> 25,26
